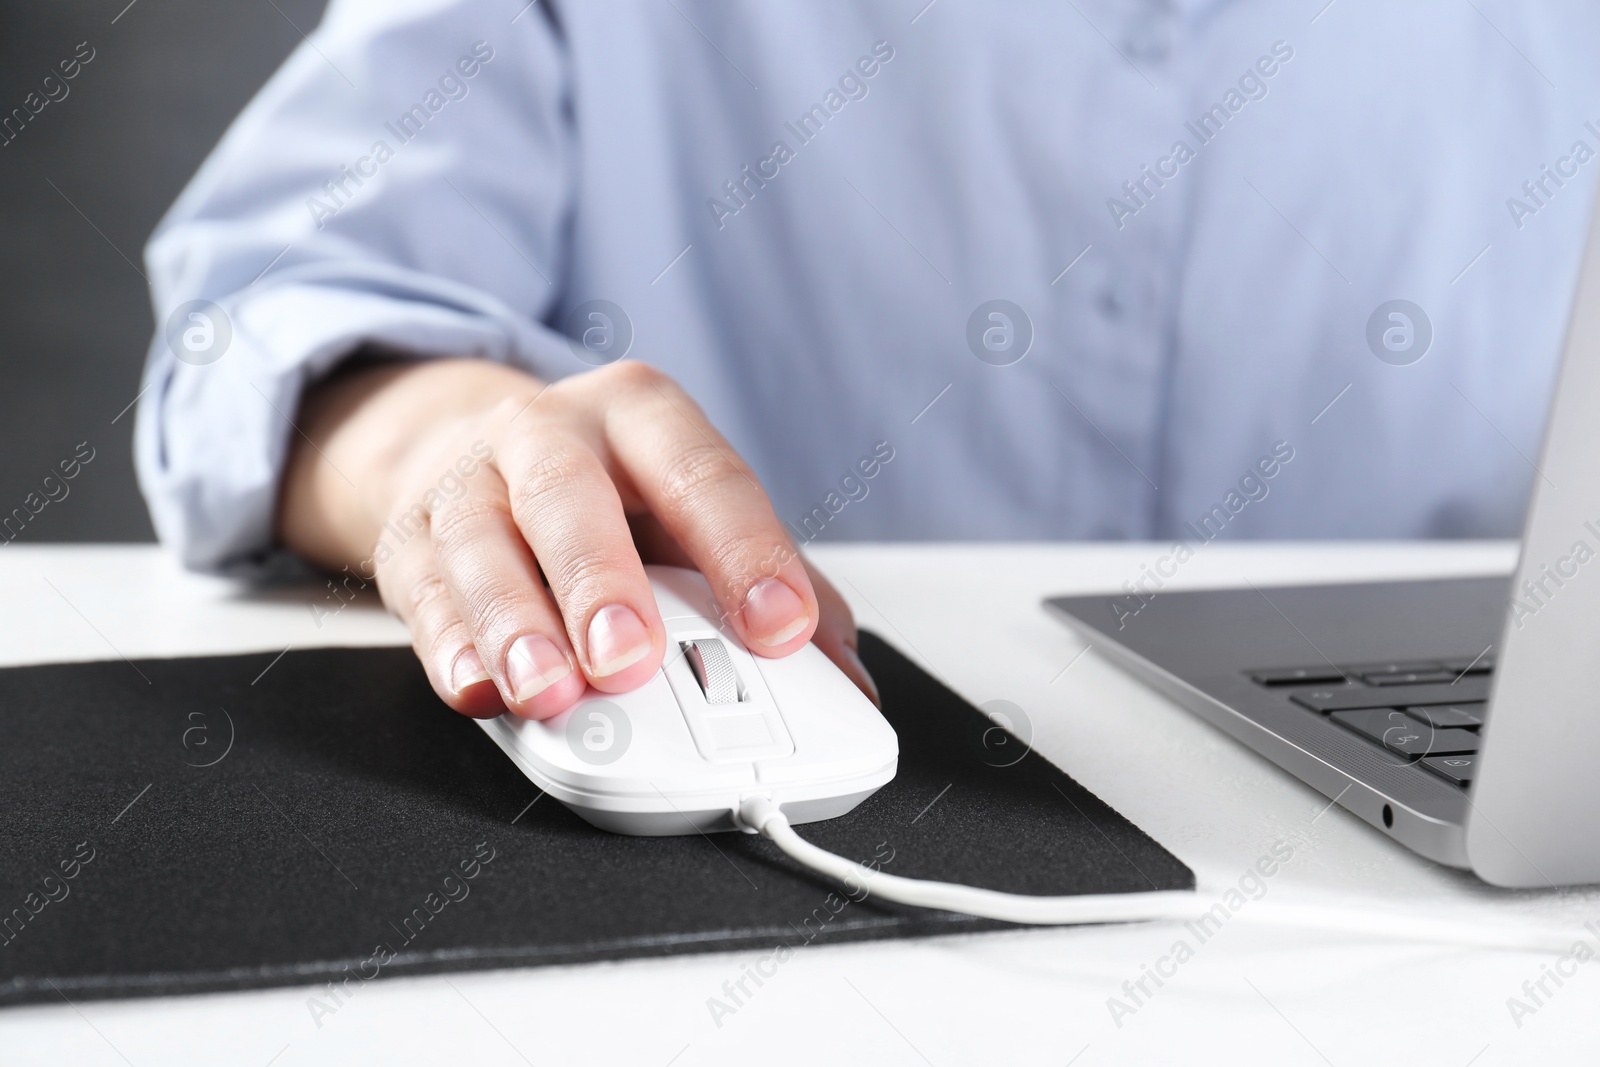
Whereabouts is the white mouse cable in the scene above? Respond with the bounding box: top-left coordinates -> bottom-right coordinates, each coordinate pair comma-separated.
737,796 -> 1583,953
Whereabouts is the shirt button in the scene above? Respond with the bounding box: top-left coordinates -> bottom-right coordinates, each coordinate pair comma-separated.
1124,22 -> 1170,63
1096,288 -> 1124,320
1096,271 -> 1151,320
1124,2 -> 1174,63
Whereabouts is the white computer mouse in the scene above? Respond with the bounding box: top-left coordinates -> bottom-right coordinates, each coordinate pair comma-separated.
476,566 -> 899,835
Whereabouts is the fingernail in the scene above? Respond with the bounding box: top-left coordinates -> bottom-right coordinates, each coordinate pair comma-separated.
743,578 -> 809,646
448,647 -> 493,694
507,634 -> 572,701
841,644 -> 881,707
586,604 -> 653,677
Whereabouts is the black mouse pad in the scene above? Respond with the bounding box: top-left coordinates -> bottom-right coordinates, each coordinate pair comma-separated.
0,631 -> 1191,1008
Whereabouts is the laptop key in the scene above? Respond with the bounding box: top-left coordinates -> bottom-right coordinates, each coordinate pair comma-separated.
1343,660 -> 1442,677
1290,677 -> 1490,712
1440,656 -> 1494,675
1421,755 -> 1477,786
1404,703 -> 1485,729
1364,670 -> 1457,686
1329,709 -> 1480,758
1249,666 -> 1350,686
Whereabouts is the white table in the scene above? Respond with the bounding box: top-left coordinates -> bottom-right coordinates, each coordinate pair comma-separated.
3,542 -> 1591,1067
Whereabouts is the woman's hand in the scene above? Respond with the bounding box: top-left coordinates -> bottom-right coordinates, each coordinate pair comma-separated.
278,357 -> 878,718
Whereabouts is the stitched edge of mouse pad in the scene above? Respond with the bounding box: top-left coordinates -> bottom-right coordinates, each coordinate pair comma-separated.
0,630 -> 1191,1008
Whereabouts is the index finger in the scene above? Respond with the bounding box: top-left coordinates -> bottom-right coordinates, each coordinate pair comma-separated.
603,371 -> 817,655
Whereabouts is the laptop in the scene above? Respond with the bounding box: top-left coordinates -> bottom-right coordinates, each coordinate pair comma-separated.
1044,203 -> 1600,889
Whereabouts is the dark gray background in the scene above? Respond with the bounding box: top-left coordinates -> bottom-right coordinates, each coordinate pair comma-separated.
0,0 -> 327,542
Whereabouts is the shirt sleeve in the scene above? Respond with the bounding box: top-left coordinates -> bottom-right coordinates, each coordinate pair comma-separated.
135,0 -> 575,575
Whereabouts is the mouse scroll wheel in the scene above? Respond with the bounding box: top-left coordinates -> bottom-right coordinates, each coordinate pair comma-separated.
685,639 -> 741,704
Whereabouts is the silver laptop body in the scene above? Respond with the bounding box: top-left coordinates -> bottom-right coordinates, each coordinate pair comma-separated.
1046,202 -> 1600,888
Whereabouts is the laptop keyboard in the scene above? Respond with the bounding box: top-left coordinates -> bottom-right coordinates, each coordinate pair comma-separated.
1246,656 -> 1493,788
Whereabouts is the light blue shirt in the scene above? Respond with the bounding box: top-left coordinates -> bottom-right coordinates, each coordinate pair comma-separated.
136,0 -> 1600,573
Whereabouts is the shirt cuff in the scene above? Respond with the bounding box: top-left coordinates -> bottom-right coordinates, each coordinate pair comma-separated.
134,264 -> 570,576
